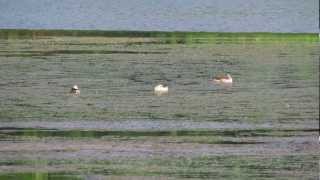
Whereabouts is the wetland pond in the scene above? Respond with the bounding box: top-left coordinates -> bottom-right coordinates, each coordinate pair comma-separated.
0,30 -> 319,179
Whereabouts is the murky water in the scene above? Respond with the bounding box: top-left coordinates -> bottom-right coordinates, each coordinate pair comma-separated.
0,30 -> 319,179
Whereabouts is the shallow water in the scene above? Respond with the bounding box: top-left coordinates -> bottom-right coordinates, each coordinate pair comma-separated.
0,30 -> 319,179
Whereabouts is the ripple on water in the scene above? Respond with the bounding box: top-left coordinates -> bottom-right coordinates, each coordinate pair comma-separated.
0,31 -> 318,179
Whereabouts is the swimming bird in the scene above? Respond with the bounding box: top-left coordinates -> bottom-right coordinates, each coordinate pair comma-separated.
154,84 -> 168,95
212,73 -> 233,84
70,85 -> 80,95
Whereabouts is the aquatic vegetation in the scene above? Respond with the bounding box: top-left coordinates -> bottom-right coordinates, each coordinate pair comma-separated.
0,29 -> 318,43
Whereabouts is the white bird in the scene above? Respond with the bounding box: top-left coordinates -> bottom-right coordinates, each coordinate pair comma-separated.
70,85 -> 80,95
154,84 -> 168,95
212,73 -> 233,84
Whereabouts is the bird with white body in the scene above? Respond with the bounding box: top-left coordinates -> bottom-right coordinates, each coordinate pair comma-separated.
70,85 -> 80,95
211,73 -> 233,84
154,84 -> 168,95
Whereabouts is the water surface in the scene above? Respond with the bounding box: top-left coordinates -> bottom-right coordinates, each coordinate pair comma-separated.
0,30 -> 319,179
0,0 -> 318,32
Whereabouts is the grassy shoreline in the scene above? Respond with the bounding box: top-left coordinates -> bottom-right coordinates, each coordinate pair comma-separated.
0,29 -> 318,42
